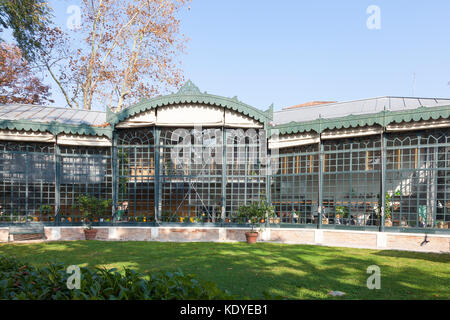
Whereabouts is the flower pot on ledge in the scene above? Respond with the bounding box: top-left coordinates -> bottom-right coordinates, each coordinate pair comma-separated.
84,228 -> 98,240
245,232 -> 258,244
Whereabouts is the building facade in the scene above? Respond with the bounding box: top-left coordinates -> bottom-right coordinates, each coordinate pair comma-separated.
0,81 -> 449,235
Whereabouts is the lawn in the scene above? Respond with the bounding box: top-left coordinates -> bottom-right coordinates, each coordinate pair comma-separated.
0,241 -> 448,299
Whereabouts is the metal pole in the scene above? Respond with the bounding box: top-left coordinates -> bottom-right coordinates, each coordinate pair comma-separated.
111,131 -> 118,223
380,131 -> 386,232
264,129 -> 270,228
55,140 -> 61,226
25,147 -> 29,222
318,135 -> 323,229
221,127 -> 226,222
154,127 -> 161,222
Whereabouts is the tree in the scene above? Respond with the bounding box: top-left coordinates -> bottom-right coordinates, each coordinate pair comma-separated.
0,42 -> 52,104
42,0 -> 189,111
0,0 -> 52,62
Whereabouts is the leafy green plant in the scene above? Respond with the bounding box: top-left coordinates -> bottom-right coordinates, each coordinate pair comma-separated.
0,255 -> 234,300
374,191 -> 401,221
237,200 -> 274,232
39,205 -> 52,216
72,195 -> 112,229
335,206 -> 348,218
118,150 -> 129,198
384,191 -> 401,220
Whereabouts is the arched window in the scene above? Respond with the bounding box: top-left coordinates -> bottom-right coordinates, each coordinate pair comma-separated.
117,128 -> 154,145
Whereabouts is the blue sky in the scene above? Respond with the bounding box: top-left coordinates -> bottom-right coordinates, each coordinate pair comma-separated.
19,1 -> 450,111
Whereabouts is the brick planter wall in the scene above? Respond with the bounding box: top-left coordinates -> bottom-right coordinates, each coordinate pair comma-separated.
0,226 -> 449,253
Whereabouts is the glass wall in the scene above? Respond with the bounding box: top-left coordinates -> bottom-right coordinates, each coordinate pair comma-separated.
322,137 -> 381,228
159,127 -> 223,223
59,146 -> 112,223
115,127 -> 268,223
0,125 -> 447,232
385,129 -> 450,229
0,141 -> 55,223
226,129 -> 267,221
271,144 -> 319,225
117,128 -> 155,223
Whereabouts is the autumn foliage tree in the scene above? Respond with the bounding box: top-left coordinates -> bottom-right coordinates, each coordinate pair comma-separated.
42,0 -> 189,111
0,42 -> 52,104
0,0 -> 52,62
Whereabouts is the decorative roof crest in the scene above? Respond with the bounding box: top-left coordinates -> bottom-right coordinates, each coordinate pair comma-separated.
176,80 -> 201,95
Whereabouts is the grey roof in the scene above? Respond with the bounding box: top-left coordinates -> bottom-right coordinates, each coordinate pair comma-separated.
273,97 -> 450,125
0,104 -> 107,126
2,96 -> 450,128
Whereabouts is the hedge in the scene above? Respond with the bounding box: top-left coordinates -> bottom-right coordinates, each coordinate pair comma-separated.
0,255 -> 234,300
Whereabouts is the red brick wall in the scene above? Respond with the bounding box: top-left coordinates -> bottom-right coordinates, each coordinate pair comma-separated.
271,229 -> 315,243
322,231 -> 377,248
1,226 -> 449,253
386,234 -> 449,253
158,228 -> 219,242
60,227 -> 85,240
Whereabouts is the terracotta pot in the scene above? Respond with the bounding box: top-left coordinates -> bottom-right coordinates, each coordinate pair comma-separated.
384,219 -> 392,227
84,229 -> 98,240
245,232 -> 258,244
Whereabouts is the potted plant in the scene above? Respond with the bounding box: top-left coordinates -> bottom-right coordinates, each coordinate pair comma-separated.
335,206 -> 348,225
39,204 -> 52,222
73,195 -> 111,240
237,200 -> 274,244
383,191 -> 400,227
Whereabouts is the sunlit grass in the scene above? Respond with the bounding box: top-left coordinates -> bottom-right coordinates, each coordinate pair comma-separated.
0,241 -> 448,299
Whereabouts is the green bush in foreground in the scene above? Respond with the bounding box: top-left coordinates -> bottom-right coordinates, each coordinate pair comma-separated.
0,255 -> 234,300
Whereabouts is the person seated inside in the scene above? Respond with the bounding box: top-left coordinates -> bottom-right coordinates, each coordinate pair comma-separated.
116,201 -> 128,221
292,211 -> 298,223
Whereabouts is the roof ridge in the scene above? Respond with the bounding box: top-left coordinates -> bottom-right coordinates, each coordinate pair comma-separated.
276,96 -> 450,114
0,104 -> 106,114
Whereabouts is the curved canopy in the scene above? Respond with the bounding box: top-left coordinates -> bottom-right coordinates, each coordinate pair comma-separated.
275,105 -> 450,135
107,80 -> 273,128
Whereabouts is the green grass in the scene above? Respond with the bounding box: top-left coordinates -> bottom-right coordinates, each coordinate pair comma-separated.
0,241 -> 448,299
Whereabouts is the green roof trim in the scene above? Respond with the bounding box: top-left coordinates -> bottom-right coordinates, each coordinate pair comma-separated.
0,119 -> 113,139
107,80 -> 273,127
274,105 -> 450,135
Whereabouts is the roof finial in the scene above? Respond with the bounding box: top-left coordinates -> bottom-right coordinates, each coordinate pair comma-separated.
177,80 -> 201,95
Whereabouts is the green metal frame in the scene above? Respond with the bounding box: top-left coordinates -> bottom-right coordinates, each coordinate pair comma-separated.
106,80 -> 273,128
0,82 -> 449,233
58,145 -> 112,224
0,141 -> 56,223
0,119 -> 112,139
384,129 -> 450,231
275,105 -> 450,135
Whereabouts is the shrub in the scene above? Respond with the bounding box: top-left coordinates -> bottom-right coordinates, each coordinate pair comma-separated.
72,195 -> 112,229
237,200 -> 274,232
0,255 -> 234,300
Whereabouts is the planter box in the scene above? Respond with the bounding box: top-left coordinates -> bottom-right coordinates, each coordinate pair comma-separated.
84,229 -> 98,240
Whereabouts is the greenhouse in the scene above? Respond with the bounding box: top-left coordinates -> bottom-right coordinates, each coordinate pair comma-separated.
0,81 -> 449,234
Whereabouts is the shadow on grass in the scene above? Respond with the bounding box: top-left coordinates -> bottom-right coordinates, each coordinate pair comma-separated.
0,241 -> 449,299
372,249 -> 450,263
